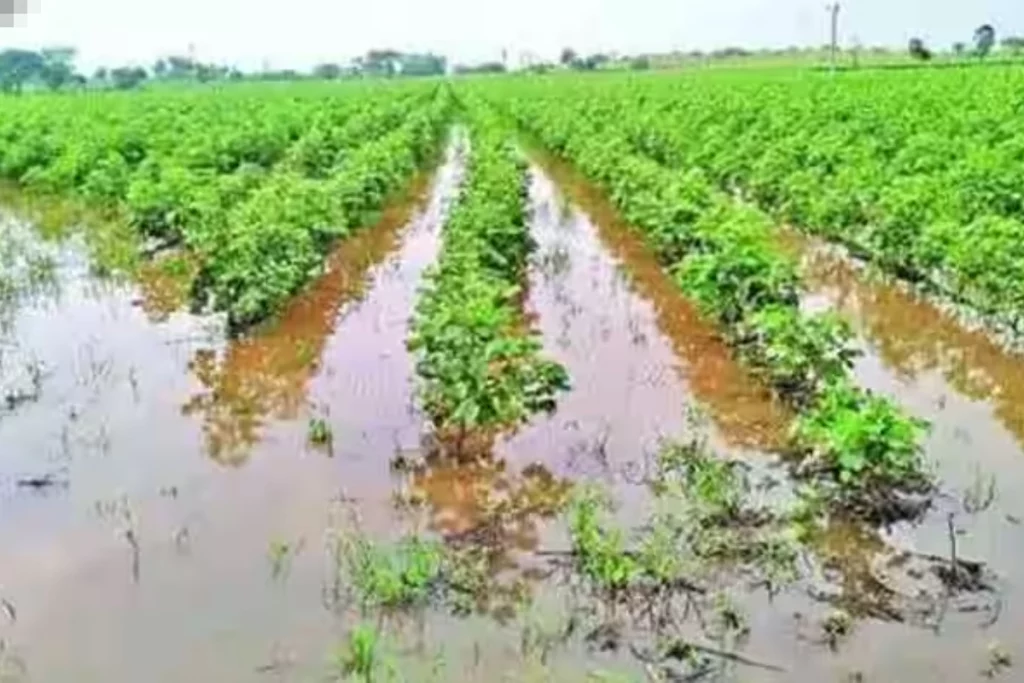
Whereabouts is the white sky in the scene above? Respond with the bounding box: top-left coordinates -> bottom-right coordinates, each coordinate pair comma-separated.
1,0 -> 1021,71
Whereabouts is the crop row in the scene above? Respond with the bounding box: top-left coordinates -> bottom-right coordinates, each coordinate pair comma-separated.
408,111 -> 568,444
191,91 -> 450,327
514,70 -> 1024,335
0,83 -> 448,328
479,85 -> 931,516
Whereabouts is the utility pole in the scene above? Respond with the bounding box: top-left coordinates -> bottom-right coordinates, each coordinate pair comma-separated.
827,3 -> 841,71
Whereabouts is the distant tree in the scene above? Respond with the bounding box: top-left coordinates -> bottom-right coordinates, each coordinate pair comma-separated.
908,38 -> 933,61
153,58 -> 168,78
228,68 -> 244,80
0,49 -> 45,93
574,53 -> 609,70
974,24 -> 996,58
1001,36 -> 1024,55
38,47 -> 77,90
952,41 -> 967,57
453,61 -> 506,74
194,63 -> 222,83
312,63 -> 342,79
93,66 -> 108,83
109,66 -> 148,90
166,55 -> 196,78
525,62 -> 554,74
360,49 -> 400,77
559,47 -> 577,66
711,47 -> 752,59
399,53 -> 446,77
630,56 -> 651,71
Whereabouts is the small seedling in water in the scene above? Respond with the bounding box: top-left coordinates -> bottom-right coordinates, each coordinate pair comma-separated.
333,624 -> 390,683
308,417 -> 334,454
983,641 -> 1012,678
822,610 -> 853,651
268,538 -> 303,581
964,465 -> 997,515
568,487 -> 639,594
337,526 -> 445,610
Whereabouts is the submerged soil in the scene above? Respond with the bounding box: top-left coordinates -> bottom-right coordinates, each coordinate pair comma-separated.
0,140 -> 1022,682
0,144 -> 466,682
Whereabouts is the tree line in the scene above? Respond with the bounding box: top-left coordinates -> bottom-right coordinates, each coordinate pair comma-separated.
0,48 -> 448,93
909,24 -> 1024,61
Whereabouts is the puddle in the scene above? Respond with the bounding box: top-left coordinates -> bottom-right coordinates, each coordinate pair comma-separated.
3,136 -> 1020,682
784,233 -> 1024,681
0,141 -> 473,682
181,168 -> 438,466
499,156 -> 791,510
496,160 -> 1020,682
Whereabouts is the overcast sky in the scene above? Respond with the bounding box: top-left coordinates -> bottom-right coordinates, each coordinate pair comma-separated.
1,0 -> 1021,71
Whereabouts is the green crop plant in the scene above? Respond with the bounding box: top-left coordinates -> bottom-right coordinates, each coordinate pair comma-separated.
307,416 -> 334,451
409,109 -> 568,441
332,624 -> 394,683
795,379 -> 929,491
0,82 -> 450,331
568,488 -> 639,594
470,75 -> 933,517
499,67 -> 1024,337
340,533 -> 445,611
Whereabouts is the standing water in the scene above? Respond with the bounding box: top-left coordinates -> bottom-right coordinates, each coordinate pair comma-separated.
0,139 -> 464,682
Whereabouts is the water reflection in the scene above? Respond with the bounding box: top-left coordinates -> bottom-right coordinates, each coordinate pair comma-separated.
0,218 -> 61,334
796,236 -> 1024,451
528,152 -> 790,453
409,451 -> 571,554
182,173 -> 432,465
134,253 -> 199,323
403,445 -> 572,620
810,521 -> 912,622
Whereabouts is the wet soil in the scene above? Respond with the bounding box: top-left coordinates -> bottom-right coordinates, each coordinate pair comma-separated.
0,144 -> 468,682
500,154 -> 791,508
785,235 -> 1024,680
2,137 -> 1024,682
500,160 -> 1024,682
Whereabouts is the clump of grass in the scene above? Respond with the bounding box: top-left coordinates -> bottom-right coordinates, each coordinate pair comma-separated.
821,609 -> 853,652
267,538 -> 303,581
331,623 -> 392,683
308,416 -> 334,453
569,487 -> 639,594
327,503 -> 530,623
655,438 -> 745,520
566,436 -> 800,599
340,533 -> 446,611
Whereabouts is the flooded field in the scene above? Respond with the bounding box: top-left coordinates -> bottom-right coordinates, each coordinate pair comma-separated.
1,139 -> 1022,682
0,144 -> 467,681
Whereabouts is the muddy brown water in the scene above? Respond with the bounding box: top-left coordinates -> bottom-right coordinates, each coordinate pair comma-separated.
502,155 -> 790,488
505,160 -> 1024,682
2,135 -> 1023,682
781,234 -> 1024,681
0,142 -> 470,682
